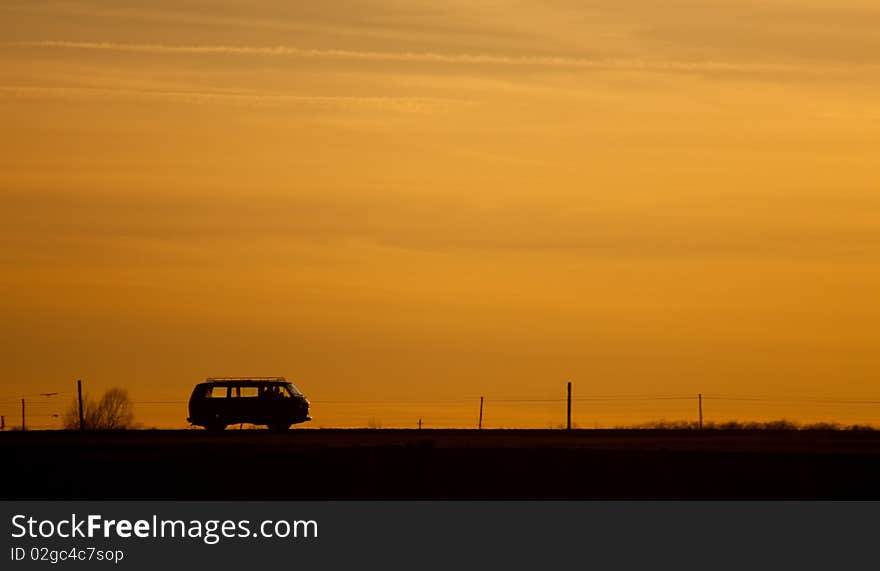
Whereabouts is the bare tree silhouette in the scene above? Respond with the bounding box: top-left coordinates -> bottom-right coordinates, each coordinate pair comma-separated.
63,387 -> 134,430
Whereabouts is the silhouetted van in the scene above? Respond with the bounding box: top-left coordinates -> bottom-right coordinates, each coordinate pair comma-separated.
187,377 -> 311,431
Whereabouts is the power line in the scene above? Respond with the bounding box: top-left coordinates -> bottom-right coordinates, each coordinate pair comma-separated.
704,396 -> 880,405
4,393 -> 880,404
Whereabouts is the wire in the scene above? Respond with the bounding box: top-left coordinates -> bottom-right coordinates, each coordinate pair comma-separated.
704,396 -> 880,405
3,393 -> 880,404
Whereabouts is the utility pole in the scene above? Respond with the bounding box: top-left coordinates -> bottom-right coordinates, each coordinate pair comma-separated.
418,418 -> 422,430
478,396 -> 484,430
1,415 -> 5,430
77,379 -> 85,431
566,381 -> 572,430
21,398 -> 25,431
698,393 -> 703,430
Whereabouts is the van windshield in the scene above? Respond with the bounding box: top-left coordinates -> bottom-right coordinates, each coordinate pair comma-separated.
284,383 -> 302,396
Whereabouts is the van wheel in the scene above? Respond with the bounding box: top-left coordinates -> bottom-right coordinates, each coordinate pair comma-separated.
205,422 -> 226,433
268,423 -> 290,432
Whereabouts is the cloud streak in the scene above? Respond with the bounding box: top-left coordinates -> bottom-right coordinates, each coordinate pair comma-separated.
8,40 -> 806,73
0,85 -> 467,111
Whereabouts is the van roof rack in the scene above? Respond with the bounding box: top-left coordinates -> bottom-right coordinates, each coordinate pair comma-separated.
205,377 -> 288,383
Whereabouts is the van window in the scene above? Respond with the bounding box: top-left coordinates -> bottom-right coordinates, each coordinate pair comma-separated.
237,386 -> 259,398
285,383 -> 303,396
208,386 -> 228,398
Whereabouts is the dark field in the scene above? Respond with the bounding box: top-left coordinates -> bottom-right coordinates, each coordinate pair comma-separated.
5,429 -> 880,499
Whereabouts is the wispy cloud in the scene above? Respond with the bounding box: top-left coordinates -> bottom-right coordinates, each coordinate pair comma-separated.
0,85 -> 467,111
7,40 -> 804,73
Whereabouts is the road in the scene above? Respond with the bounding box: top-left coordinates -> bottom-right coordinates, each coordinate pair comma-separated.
5,429 -> 880,499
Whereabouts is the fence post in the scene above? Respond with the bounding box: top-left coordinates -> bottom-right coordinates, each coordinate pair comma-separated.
698,393 -> 703,430
77,379 -> 85,431
567,381 -> 572,430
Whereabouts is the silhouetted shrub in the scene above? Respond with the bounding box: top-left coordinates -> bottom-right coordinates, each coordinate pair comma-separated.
627,419 -> 875,431
802,422 -> 842,431
63,387 -> 134,430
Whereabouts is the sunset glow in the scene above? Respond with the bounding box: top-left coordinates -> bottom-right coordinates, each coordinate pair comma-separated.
2,1 -> 879,428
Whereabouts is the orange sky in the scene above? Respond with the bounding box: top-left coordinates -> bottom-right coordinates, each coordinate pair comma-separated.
2,1 -> 879,428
